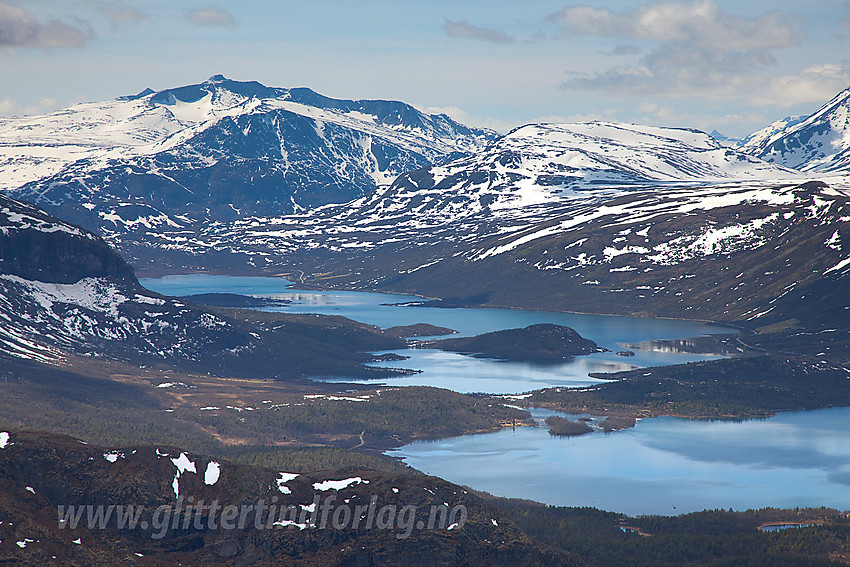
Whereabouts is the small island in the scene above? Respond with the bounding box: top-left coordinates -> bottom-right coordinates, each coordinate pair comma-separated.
383,323 -> 458,338
420,323 -> 603,362
545,415 -> 594,436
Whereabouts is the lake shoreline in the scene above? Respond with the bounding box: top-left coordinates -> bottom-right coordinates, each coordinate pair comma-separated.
134,266 -> 742,329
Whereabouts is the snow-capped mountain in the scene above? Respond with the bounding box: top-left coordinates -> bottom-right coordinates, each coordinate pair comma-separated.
0,192 -> 234,365
117,120 -> 799,271
379,122 -> 796,217
708,130 -> 743,147
194,177 -> 850,329
5,78 -> 847,338
117,118 -> 850,335
0,75 -> 495,236
737,115 -> 806,150
741,86 -> 850,172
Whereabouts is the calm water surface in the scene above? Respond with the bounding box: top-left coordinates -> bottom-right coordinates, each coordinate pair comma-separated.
390,407 -> 850,516
141,274 -> 734,394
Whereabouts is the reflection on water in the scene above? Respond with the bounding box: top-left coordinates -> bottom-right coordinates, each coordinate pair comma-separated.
627,335 -> 745,356
390,407 -> 850,516
140,273 -> 738,395
320,348 -> 635,394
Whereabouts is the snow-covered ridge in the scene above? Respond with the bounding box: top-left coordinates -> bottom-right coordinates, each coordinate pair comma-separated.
742,86 -> 850,172
0,273 -> 242,364
0,192 -> 259,365
320,121 -> 798,230
483,122 -> 797,186
0,75 -> 494,197
0,197 -> 93,239
738,115 -> 806,151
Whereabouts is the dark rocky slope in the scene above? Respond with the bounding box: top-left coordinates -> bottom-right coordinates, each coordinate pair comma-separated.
0,431 -> 578,566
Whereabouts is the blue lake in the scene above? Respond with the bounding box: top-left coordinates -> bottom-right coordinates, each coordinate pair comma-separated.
141,274 -> 734,394
140,274 -> 850,515
390,407 -> 850,516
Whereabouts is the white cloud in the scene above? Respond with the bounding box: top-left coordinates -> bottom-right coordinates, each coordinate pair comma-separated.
185,6 -> 236,28
636,104 -> 771,136
93,1 -> 149,30
750,63 -> 850,107
423,105 -> 618,134
444,19 -> 514,44
0,2 -> 91,48
607,44 -> 641,56
424,105 -> 514,133
554,2 -> 809,102
548,1 -> 803,50
0,96 -> 60,117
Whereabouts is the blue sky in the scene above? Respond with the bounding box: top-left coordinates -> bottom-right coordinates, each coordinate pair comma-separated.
1,0 -> 849,137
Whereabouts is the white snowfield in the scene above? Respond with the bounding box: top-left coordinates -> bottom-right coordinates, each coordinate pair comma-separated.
204,461 -> 221,486
0,203 -> 93,239
277,472 -> 299,494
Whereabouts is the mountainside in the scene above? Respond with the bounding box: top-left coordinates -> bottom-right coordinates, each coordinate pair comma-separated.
77,113 -> 850,346
267,179 -> 850,332
5,80 -> 849,345
0,192 -> 403,377
741,86 -> 850,172
0,430 -> 576,566
0,75 -> 495,238
99,120 -> 799,271
737,115 -> 806,150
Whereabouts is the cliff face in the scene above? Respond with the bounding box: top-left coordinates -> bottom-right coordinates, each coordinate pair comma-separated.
0,193 -> 137,285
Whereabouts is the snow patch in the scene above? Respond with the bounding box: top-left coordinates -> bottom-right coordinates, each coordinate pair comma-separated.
312,477 -> 368,491
204,462 -> 221,485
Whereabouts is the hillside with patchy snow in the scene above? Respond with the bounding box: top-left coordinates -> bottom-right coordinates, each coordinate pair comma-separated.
0,431 -> 572,566
0,193 -> 405,377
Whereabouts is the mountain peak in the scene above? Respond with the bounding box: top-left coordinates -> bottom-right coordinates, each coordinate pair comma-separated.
0,77 -> 496,239
741,85 -> 850,172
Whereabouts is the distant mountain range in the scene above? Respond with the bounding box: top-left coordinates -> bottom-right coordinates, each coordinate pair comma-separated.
1,77 -> 849,341
0,75 -> 495,237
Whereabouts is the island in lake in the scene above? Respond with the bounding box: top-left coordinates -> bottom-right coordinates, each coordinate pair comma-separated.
383,323 -> 459,338
420,323 -> 604,362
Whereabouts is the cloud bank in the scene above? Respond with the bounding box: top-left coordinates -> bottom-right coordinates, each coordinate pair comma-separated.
94,1 -> 149,30
551,0 -> 814,105
444,19 -> 514,44
0,1 -> 91,48
185,5 -> 236,28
